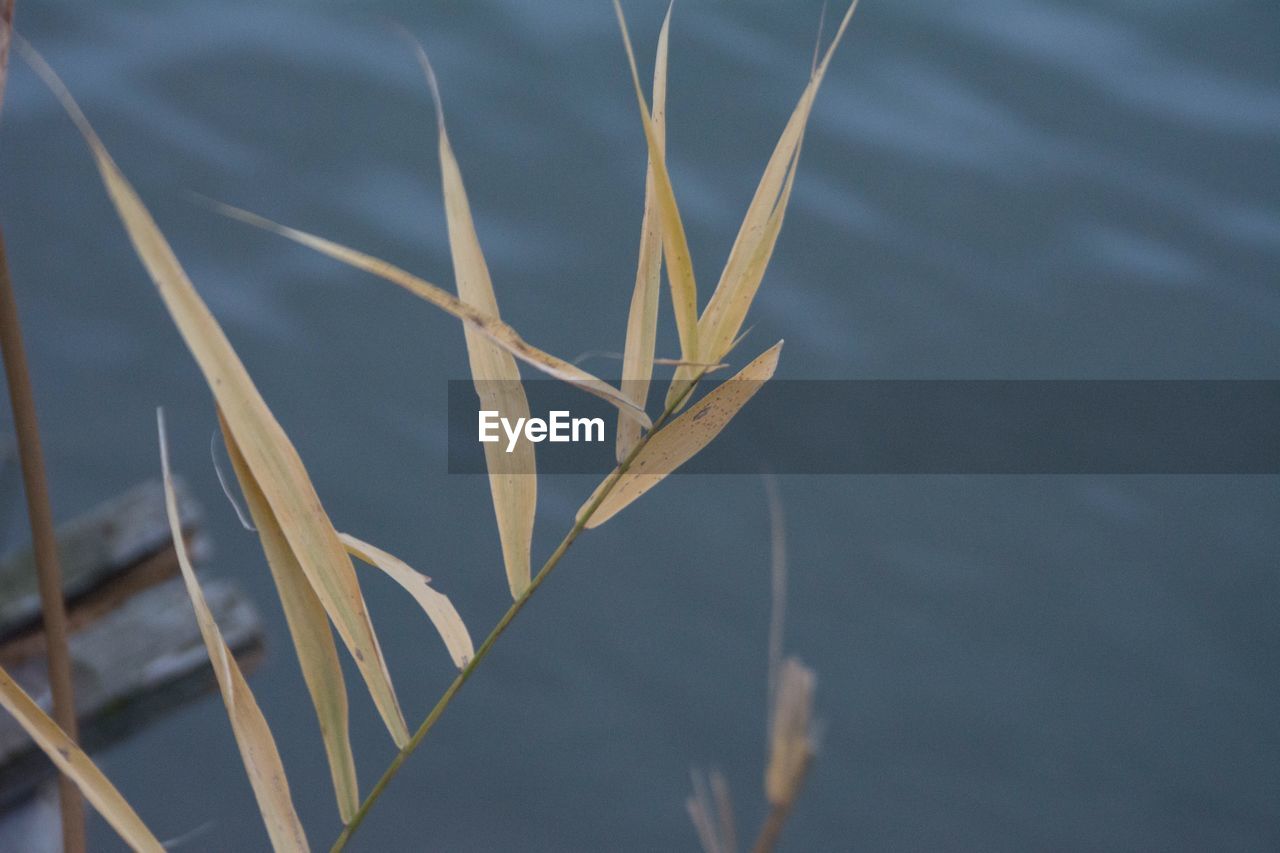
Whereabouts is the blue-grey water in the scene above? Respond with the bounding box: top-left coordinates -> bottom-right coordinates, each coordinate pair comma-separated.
2,1 -> 1278,850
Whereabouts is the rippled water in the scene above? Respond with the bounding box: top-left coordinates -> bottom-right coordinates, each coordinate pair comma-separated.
2,1 -> 1277,850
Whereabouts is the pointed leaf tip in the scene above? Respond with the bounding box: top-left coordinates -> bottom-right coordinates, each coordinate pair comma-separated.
31,51 -> 409,748
160,411 -> 310,852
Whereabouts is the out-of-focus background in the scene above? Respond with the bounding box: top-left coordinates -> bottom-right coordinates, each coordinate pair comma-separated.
1,1 -> 1277,849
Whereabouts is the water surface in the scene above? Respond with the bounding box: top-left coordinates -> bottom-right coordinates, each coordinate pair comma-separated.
1,1 -> 1277,849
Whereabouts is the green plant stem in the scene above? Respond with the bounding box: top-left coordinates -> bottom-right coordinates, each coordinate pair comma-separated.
331,375 -> 703,852
0,227 -> 88,853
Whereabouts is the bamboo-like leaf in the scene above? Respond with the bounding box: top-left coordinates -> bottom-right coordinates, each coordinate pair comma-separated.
340,533 -> 474,670
159,411 -> 309,852
219,411 -> 359,822
0,671 -> 162,852
580,340 -> 783,528
697,137 -> 804,368
210,203 -> 653,432
616,5 -> 670,463
24,46 -> 410,747
410,45 -> 535,599
670,0 -> 859,399
613,1 -> 699,368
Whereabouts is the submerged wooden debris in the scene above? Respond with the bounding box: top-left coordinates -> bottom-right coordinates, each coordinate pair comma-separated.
0,478 -> 263,813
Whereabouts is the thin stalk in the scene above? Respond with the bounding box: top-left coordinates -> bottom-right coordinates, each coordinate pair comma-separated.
331,373 -> 706,851
0,226 -> 87,852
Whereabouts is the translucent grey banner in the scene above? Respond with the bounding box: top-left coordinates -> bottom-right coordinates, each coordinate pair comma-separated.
447,380 -> 1280,474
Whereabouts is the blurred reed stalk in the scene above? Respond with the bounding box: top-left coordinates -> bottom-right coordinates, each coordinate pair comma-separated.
751,751 -> 812,853
0,228 -> 88,851
1,9 -> 87,847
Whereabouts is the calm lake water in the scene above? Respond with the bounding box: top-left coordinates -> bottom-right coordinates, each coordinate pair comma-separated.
2,1 -> 1278,850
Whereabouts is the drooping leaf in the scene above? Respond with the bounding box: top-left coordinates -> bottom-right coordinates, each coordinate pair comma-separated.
0,671 -> 161,852
25,46 -> 409,747
340,533 -> 474,670
579,340 -> 783,528
613,1 -> 699,370
410,44 -> 535,599
219,411 -> 359,822
210,203 -> 652,433
616,5 -> 670,463
159,411 -> 309,852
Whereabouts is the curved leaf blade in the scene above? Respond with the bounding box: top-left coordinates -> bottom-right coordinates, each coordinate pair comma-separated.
580,340 -> 783,528
25,47 -> 410,747
211,203 -> 652,432
0,671 -> 162,852
340,533 -> 475,670
219,412 -> 359,822
160,412 -> 309,852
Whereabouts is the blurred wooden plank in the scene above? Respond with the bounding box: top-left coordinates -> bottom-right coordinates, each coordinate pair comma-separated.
0,575 -> 263,807
0,478 -> 202,641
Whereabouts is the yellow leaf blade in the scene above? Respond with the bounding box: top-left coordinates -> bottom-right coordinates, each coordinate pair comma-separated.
581,341 -> 783,528
211,203 -> 652,433
26,48 -> 410,747
219,412 -> 359,822
0,674 -> 162,853
704,143 -> 802,365
412,45 -> 536,599
340,533 -> 475,670
616,5 -> 670,463
673,0 -> 858,391
694,95 -> 809,367
614,1 -> 699,366
160,412 -> 309,853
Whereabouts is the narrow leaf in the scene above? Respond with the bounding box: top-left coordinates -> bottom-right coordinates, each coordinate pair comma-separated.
25,47 -> 410,747
0,672 -> 161,852
159,411 -> 309,852
411,45 -> 535,599
340,533 -> 474,670
671,0 -> 859,397
580,340 -> 783,528
219,411 -> 359,822
211,203 -> 652,432
616,5 -> 670,463
613,1 -> 699,367
696,134 -> 804,368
